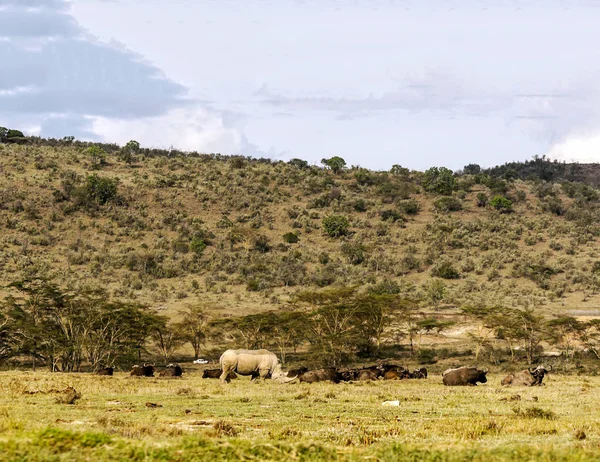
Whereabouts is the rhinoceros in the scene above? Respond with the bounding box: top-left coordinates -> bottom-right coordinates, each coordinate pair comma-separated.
219,349 -> 294,383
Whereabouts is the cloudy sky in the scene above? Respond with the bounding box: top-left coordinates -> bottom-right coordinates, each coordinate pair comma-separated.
1,0 -> 600,170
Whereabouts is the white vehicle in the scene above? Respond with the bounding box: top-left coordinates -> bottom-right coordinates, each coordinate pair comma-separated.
193,358 -> 209,364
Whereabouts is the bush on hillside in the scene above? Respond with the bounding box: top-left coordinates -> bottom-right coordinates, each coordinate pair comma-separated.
423,167 -> 456,195
476,193 -> 488,207
82,174 -> 118,206
433,196 -> 462,212
283,232 -> 299,244
489,195 -> 513,213
321,156 -> 347,173
398,199 -> 420,215
322,215 -> 350,238
431,261 -> 461,279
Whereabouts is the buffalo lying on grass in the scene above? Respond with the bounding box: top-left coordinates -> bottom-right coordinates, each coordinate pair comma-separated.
442,366 -> 488,386
159,364 -> 183,377
130,364 -> 155,377
286,366 -> 309,378
411,367 -> 428,379
501,365 -> 551,386
95,367 -> 114,376
298,368 -> 342,383
202,368 -> 238,380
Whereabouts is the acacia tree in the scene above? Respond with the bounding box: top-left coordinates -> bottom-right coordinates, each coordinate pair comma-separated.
462,305 -> 498,361
294,287 -> 359,366
262,310 -> 305,366
2,279 -> 67,371
152,322 -> 184,363
546,316 -> 584,359
465,305 -> 547,364
579,320 -> 600,360
511,308 -> 546,364
1,279 -> 166,370
414,318 -> 455,351
321,156 -> 347,174
84,300 -> 163,368
352,293 -> 416,354
175,305 -> 209,359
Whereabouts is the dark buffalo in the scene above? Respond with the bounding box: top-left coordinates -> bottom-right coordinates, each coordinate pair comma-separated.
380,364 -> 403,373
130,364 -> 155,377
338,368 -> 357,382
95,367 -> 114,376
411,367 -> 428,379
501,365 -> 551,386
384,369 -> 408,380
355,369 -> 380,381
159,364 -> 183,377
287,366 -> 309,378
202,368 -> 238,380
442,366 -> 488,386
298,368 -> 342,383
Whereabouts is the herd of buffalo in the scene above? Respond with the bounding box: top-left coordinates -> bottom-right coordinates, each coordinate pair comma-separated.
93,351 -> 552,388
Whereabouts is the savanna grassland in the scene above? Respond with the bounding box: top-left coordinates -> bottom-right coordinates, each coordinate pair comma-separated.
4,136 -> 600,460
0,371 -> 599,461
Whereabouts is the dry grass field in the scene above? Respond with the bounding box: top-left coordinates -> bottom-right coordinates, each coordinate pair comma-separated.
0,369 -> 599,461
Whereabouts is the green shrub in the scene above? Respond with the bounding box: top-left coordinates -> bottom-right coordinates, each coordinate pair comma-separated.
484,177 -> 509,195
368,278 -> 401,295
431,261 -> 460,279
341,241 -> 366,265
489,195 -> 513,213
1,127 -> 25,141
321,156 -> 346,173
83,174 -> 118,205
253,235 -> 271,253
476,192 -> 488,207
463,164 -> 481,175
433,196 -> 462,212
283,232 -> 299,244
354,168 -> 375,186
423,167 -> 456,195
190,236 -> 207,255
86,146 -> 107,168
390,164 -> 410,176
398,199 -> 420,215
541,197 -> 565,216
288,158 -> 309,169
353,199 -> 368,212
380,209 -> 403,222
322,215 -> 350,238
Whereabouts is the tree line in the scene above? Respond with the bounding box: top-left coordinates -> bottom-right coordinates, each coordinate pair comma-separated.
1,279 -> 599,371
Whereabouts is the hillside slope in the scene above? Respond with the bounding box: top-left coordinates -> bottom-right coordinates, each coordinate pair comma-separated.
1,139 -> 600,324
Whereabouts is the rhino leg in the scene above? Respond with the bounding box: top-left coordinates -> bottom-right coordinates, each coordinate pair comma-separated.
220,368 -> 232,383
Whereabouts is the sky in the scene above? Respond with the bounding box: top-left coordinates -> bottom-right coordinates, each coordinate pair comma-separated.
2,0 -> 600,170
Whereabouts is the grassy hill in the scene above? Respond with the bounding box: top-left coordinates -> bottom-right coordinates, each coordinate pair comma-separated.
2,137 -> 600,365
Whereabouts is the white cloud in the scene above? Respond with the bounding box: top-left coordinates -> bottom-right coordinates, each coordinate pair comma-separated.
89,106 -> 243,154
0,85 -> 38,96
547,132 -> 600,163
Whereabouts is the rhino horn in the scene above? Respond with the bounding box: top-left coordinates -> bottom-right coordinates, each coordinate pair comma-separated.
275,375 -> 298,384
